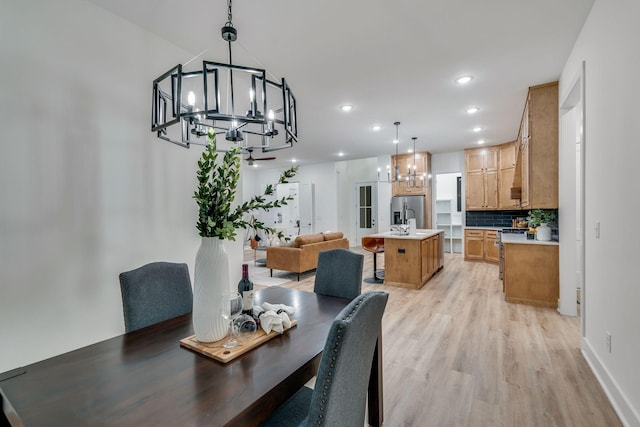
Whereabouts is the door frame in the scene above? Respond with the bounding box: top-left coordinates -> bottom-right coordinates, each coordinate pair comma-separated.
559,61 -> 586,331
355,181 -> 378,244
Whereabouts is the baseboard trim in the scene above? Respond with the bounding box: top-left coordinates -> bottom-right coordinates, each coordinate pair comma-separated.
582,337 -> 640,427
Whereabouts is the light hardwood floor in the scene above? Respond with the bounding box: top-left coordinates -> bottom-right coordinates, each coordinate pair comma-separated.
245,249 -> 621,426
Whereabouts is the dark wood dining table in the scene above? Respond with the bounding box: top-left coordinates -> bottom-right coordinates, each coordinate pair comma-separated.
0,286 -> 383,427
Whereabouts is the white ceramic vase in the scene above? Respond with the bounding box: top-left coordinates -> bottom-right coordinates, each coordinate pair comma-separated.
536,223 -> 551,241
193,237 -> 230,342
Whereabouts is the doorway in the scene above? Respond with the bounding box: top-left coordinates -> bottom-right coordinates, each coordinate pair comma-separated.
355,182 -> 378,244
560,61 -> 585,325
435,172 -> 463,253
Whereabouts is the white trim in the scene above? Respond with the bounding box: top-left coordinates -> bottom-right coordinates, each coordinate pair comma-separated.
582,337 -> 640,426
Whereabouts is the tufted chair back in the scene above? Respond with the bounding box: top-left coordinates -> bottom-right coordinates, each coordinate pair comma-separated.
306,291 -> 388,426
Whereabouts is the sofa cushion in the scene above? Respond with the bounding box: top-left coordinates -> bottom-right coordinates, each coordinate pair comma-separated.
322,232 -> 344,241
293,233 -> 324,248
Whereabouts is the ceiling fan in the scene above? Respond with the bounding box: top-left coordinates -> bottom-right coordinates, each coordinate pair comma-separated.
244,148 -> 276,166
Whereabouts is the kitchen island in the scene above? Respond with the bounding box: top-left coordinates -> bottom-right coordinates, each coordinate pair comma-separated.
502,233 -> 559,308
365,229 -> 444,289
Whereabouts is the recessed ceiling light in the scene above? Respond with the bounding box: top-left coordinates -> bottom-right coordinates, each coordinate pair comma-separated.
466,107 -> 479,114
455,75 -> 473,85
473,127 -> 483,132
338,152 -> 345,157
340,105 -> 353,112
291,158 -> 297,163
371,124 -> 381,131
477,139 -> 485,145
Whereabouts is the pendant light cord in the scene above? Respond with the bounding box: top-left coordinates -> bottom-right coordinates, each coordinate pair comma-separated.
226,0 -> 236,120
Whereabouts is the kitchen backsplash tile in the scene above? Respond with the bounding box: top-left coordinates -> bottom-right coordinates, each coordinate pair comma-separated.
465,210 -> 527,227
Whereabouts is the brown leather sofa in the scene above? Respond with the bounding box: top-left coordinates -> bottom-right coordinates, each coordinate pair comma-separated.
266,232 -> 349,280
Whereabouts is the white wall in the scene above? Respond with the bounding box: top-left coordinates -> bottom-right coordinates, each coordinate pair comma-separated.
338,158 -> 378,244
243,162 -> 340,236
431,151 -> 465,175
560,0 -> 640,424
0,0 -> 212,373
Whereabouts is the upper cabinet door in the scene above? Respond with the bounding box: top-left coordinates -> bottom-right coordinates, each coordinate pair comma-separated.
484,148 -> 499,171
466,150 -> 486,173
499,141 -> 516,169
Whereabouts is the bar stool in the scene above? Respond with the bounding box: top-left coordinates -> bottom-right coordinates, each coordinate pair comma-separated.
361,237 -> 384,283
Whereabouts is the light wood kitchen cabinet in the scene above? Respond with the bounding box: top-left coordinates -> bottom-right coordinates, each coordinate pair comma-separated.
391,151 -> 431,197
465,147 -> 498,210
464,229 -> 484,261
499,141 -> 516,169
498,141 -> 520,209
465,229 -> 498,264
466,147 -> 498,173
466,169 -> 498,210
420,234 -> 443,282
484,230 -> 499,263
384,231 -> 443,289
512,82 -> 558,209
503,242 -> 559,308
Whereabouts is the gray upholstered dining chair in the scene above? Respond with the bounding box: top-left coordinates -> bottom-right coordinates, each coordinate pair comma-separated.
259,291 -> 388,427
119,262 -> 193,332
313,248 -> 363,300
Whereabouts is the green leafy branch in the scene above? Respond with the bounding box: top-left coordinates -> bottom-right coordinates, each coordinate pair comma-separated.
194,129 -> 299,240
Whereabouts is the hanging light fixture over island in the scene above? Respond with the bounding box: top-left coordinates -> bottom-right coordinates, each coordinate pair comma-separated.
389,121 -> 427,188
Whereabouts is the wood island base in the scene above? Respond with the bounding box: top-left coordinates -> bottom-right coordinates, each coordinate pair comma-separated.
364,230 -> 444,290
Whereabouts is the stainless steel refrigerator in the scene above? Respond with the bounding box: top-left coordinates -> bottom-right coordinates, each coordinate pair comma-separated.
391,195 -> 426,228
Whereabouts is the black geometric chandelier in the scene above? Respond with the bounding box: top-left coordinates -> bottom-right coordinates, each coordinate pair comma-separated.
151,0 -> 298,152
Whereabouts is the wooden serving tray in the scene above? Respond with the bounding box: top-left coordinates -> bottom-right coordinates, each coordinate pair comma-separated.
180,319 -> 297,363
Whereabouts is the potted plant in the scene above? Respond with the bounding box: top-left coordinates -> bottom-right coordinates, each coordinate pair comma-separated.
526,209 -> 556,241
526,209 -> 557,228
192,129 -> 298,342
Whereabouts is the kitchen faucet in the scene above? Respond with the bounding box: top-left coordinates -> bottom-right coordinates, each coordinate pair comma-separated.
401,202 -> 415,225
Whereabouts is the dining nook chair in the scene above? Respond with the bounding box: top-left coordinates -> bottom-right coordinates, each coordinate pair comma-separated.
119,262 -> 193,332
259,291 -> 388,427
313,248 -> 363,300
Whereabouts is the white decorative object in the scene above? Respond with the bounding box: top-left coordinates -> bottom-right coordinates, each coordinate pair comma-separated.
193,237 -> 230,342
537,223 -> 551,241
408,218 -> 417,235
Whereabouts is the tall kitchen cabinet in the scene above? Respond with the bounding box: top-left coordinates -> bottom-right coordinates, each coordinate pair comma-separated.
498,141 -> 520,209
512,82 -> 559,209
391,151 -> 433,228
464,146 -> 498,210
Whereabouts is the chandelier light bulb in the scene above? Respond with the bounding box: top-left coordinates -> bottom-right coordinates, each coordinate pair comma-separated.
187,91 -> 196,106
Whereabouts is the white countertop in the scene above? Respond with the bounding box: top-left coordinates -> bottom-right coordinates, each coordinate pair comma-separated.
367,229 -> 443,240
501,233 -> 559,246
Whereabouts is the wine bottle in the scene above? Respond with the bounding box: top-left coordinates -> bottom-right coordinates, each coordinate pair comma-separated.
238,263 -> 254,315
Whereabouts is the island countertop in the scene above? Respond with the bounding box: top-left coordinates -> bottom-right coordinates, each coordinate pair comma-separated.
367,229 -> 442,240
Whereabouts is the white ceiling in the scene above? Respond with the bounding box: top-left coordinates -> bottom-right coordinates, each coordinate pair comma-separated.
88,0 -> 594,168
